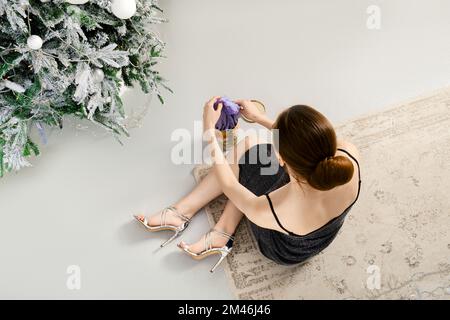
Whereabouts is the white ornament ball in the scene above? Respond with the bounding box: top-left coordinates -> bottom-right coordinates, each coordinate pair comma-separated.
27,35 -> 43,50
92,68 -> 105,83
111,0 -> 137,20
66,0 -> 89,4
67,5 -> 81,15
40,0 -> 51,3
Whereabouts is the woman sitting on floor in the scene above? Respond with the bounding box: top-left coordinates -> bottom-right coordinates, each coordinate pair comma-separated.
135,97 -> 362,272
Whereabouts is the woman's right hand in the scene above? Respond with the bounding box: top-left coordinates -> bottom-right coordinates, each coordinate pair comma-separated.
235,99 -> 274,129
234,99 -> 263,123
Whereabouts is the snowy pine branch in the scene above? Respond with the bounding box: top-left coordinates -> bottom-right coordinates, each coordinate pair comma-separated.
0,0 -> 168,176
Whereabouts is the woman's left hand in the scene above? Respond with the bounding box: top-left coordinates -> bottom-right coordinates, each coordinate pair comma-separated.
203,96 -> 222,131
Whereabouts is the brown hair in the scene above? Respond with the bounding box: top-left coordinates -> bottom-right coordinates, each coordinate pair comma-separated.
273,105 -> 354,191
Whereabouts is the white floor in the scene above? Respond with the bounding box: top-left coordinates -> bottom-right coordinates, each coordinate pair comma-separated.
0,0 -> 449,299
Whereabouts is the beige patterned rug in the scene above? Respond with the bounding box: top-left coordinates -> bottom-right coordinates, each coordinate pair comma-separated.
193,87 -> 450,300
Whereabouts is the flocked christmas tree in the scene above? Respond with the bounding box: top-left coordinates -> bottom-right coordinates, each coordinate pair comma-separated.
0,0 -> 169,176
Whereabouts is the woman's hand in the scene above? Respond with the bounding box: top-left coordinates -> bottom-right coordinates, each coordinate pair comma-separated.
235,99 -> 274,129
203,96 -> 222,131
234,99 -> 263,123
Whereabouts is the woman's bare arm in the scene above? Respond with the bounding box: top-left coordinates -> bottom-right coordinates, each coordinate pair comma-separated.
202,97 -> 267,223
255,114 -> 275,130
207,131 -> 267,221
235,99 -> 274,130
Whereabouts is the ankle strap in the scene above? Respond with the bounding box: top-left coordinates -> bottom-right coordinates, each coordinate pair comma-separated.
204,229 -> 235,251
211,228 -> 235,241
160,206 -> 190,226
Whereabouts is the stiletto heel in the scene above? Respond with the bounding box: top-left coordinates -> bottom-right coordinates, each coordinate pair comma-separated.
160,229 -> 182,248
210,252 -> 228,273
177,228 -> 235,273
133,206 -> 191,247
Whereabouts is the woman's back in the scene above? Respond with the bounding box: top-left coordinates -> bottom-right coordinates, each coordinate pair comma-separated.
239,142 -> 362,265
265,143 -> 361,236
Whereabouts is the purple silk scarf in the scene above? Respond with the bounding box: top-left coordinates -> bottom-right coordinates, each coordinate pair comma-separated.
214,97 -> 240,130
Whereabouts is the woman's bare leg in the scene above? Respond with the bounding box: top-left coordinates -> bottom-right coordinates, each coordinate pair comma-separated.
172,159 -> 238,218
136,133 -> 259,226
178,200 -> 244,253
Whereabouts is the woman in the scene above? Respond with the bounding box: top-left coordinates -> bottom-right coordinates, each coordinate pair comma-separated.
134,97 -> 361,272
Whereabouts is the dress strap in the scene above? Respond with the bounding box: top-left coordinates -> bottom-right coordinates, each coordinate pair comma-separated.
265,193 -> 296,236
337,148 -> 362,203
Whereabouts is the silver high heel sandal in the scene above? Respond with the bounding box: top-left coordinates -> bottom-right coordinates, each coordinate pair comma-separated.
177,228 -> 235,273
133,206 -> 191,247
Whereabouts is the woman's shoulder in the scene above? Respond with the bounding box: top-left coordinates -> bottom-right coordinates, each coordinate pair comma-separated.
334,139 -> 361,213
336,139 -> 361,163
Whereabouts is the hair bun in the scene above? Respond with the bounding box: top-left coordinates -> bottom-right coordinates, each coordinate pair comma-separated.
307,155 -> 354,191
